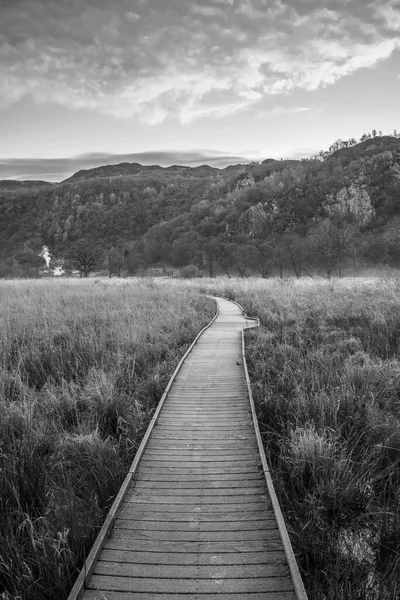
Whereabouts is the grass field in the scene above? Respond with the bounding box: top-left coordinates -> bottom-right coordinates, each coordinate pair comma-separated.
197,277 -> 400,600
2,276 -> 399,599
0,278 -> 215,600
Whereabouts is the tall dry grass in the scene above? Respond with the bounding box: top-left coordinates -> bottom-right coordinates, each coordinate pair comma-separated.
196,276 -> 400,600
0,277 -> 215,600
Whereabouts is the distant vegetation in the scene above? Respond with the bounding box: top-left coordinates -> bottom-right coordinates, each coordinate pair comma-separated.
0,278 -> 214,599
1,131 -> 400,279
200,277 -> 400,600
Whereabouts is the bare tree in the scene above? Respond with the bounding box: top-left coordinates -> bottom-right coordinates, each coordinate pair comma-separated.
309,220 -> 341,278
68,240 -> 103,277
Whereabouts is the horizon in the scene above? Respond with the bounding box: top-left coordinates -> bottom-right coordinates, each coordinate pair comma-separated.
1,0 -> 399,181
1,132 -> 399,184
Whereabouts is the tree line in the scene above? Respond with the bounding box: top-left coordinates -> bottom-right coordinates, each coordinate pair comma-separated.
1,134 -> 400,279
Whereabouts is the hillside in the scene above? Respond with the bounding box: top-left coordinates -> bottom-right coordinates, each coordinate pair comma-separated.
0,180 -> 55,192
61,162 -> 238,184
1,135 -> 400,278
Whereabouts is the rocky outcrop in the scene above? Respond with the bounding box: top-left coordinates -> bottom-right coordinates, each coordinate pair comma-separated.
325,184 -> 375,226
237,202 -> 269,237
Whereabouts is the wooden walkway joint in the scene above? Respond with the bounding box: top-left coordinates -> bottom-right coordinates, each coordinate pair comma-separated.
68,297 -> 307,600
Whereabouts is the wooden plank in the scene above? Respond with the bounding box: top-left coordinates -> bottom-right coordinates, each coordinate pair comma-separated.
129,486 -> 266,497
83,590 -> 297,600
166,398 -> 248,402
125,493 -> 269,504
104,538 -> 286,554
148,432 -> 254,439
139,454 -> 259,462
87,575 -> 294,594
111,529 -> 281,543
160,414 -> 250,419
159,409 -> 250,413
116,510 -> 272,522
142,447 -> 258,454
163,397 -> 247,400
141,444 -> 260,459
134,479 -> 264,489
100,548 -> 286,565
156,422 -> 251,428
114,518 -> 278,532
163,403 -> 248,408
141,447 -> 258,455
134,463 -> 262,472
140,451 -> 258,458
135,472 -> 263,482
93,562 -> 288,579
158,405 -> 249,410
156,420 -> 253,426
150,406 -> 248,412
138,460 -> 261,468
119,501 -> 271,513
134,464 -> 262,473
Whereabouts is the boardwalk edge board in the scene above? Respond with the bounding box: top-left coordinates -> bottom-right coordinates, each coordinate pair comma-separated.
67,301 -> 220,600
241,324 -> 308,600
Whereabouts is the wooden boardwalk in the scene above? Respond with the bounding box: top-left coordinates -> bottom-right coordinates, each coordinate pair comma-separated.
68,297 -> 307,600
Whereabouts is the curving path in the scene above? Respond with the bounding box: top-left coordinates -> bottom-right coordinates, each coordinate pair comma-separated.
68,297 -> 307,600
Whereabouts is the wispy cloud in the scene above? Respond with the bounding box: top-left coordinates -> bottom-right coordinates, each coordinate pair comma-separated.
258,105 -> 314,117
0,0 -> 399,123
0,150 -> 253,182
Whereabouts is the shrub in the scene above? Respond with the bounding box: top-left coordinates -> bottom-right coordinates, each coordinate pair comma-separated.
180,264 -> 200,278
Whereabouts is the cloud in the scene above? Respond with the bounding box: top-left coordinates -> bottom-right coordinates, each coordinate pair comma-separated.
0,149 -> 253,182
0,0 -> 399,123
257,105 -> 314,117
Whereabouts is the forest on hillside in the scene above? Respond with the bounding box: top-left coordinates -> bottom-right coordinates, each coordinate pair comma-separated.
1,132 -> 400,279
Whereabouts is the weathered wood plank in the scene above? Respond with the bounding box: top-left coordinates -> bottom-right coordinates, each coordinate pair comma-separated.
158,413 -> 252,418
133,468 -> 263,477
119,500 -> 272,513
135,472 -> 262,482
103,538 -> 286,554
100,548 -> 286,565
141,449 -> 259,457
130,486 -> 267,497
94,562 -> 288,579
83,591 -> 297,600
125,493 -> 269,505
143,443 -> 259,450
148,432 -> 256,440
116,509 -> 272,522
134,479 -> 264,489
114,518 -> 278,532
87,575 -> 294,594
138,458 -> 260,467
111,527 -> 280,543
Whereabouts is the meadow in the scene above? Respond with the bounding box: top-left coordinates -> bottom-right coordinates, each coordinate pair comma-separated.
197,276 -> 400,600
0,278 -> 214,600
1,276 -> 400,600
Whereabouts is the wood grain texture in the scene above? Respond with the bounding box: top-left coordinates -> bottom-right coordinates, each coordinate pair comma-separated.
82,592 -> 297,600
70,298 -> 307,600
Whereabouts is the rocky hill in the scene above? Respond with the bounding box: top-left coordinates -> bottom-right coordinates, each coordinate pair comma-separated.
1,135 -> 400,278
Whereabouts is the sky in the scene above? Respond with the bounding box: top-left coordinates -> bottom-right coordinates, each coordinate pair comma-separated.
0,0 -> 400,181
